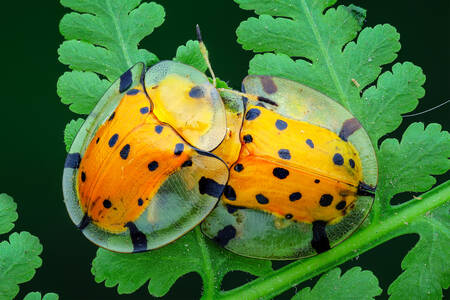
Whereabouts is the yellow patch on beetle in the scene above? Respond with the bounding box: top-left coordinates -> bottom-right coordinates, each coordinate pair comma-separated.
147,73 -> 226,151
212,109 -> 243,166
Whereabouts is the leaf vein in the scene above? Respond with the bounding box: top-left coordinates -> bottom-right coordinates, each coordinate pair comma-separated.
106,0 -> 132,67
301,0 -> 347,107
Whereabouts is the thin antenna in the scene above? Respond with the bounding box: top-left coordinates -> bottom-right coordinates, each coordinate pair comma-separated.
196,24 -> 216,87
195,25 -> 278,107
402,100 -> 450,117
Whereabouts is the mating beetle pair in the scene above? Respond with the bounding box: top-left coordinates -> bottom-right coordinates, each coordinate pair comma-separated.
63,29 -> 377,260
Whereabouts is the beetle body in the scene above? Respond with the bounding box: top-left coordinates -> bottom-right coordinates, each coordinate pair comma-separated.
63,62 -> 229,253
202,75 -> 377,259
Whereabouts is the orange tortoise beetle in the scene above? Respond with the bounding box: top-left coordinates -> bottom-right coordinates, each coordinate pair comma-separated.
63,60 -> 229,253
203,74 -> 377,259
63,27 -> 377,259
197,27 -> 377,259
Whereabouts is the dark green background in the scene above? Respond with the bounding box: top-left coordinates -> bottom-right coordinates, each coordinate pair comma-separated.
0,1 -> 448,299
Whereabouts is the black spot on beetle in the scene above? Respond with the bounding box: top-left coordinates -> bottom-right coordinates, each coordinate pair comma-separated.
81,171 -> 86,182
278,149 -> 291,160
256,193 -> 269,204
243,134 -> 253,143
108,112 -> 115,121
182,160 -> 193,167
319,194 -> 333,206
96,137 -> 100,144
257,96 -> 278,106
336,201 -> 346,210
124,222 -> 147,253
109,134 -> 119,147
339,118 -> 361,141
349,158 -> 355,168
64,153 -> 81,169
120,144 -> 131,159
155,125 -> 163,134
174,143 -> 184,156
260,76 -> 278,94
333,153 -> 344,166
119,69 -> 133,93
103,199 -> 112,208
140,107 -> 149,114
77,214 -> 91,230
285,214 -> 293,219
148,161 -> 158,171
289,192 -> 302,201
126,89 -> 140,95
223,185 -> 236,201
189,86 -> 204,98
314,179 -> 320,184
245,108 -> 261,120
198,177 -> 224,198
273,167 -> 289,179
306,139 -> 314,148
275,119 -> 288,130
138,198 -> 144,206
234,163 -> 244,172
214,225 -> 236,247
311,220 -> 330,253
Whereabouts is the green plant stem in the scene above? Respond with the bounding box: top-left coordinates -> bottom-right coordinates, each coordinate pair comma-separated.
220,181 -> 450,300
196,227 -> 216,300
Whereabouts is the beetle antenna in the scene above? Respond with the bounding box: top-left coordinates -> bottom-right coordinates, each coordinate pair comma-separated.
196,24 -> 217,87
196,25 -> 278,107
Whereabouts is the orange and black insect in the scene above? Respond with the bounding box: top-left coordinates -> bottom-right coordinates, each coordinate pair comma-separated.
201,74 -> 377,259
195,28 -> 377,259
63,62 -> 229,253
63,27 -> 377,258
